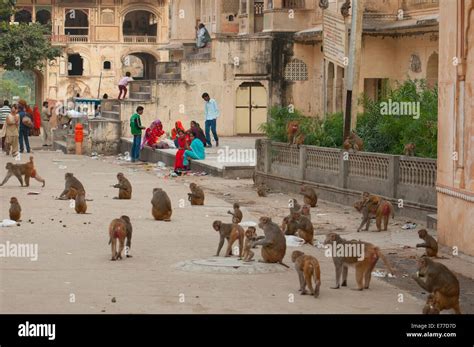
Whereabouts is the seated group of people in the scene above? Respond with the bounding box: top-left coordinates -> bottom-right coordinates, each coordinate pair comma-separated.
141,119 -> 207,172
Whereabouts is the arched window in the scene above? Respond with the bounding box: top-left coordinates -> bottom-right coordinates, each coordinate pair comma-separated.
15,9 -> 32,23
426,52 -> 438,88
284,59 -> 308,81
64,9 -> 89,36
103,61 -> 112,70
36,9 -> 51,25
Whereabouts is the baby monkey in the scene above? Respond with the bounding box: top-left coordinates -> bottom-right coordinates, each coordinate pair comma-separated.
242,227 -> 257,262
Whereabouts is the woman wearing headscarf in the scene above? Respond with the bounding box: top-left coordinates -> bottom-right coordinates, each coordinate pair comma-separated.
171,121 -> 185,140
189,120 -> 207,146
31,105 -> 42,136
183,131 -> 205,169
142,119 -> 169,149
174,128 -> 190,171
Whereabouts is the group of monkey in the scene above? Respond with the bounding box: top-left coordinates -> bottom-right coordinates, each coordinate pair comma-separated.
1,156 -> 461,314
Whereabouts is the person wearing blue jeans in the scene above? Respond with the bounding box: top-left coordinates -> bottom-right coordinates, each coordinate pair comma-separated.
129,106 -> 145,162
18,105 -> 31,153
202,92 -> 219,147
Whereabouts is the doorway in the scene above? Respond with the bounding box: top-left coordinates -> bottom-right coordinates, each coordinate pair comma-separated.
236,82 -> 267,134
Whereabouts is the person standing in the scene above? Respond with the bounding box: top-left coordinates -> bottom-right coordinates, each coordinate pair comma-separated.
0,100 -> 11,151
202,92 -> 219,147
4,104 -> 19,157
41,101 -> 52,146
18,101 -> 32,153
118,72 -> 134,100
129,106 -> 145,163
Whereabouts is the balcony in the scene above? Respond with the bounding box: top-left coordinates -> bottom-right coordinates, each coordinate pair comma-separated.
123,35 -> 157,44
48,34 -> 89,45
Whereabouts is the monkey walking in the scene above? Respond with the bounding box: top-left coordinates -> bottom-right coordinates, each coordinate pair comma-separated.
213,220 -> 244,258
291,250 -> 321,298
108,215 -> 133,258
324,233 -> 394,290
108,217 -> 128,261
364,195 -> 395,232
252,217 -> 289,268
9,197 -> 21,221
242,227 -> 257,262
227,203 -> 243,224
113,173 -> 132,200
0,157 -> 45,187
188,183 -> 204,205
412,257 -> 461,314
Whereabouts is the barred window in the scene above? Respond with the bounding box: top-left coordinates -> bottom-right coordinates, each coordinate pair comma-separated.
284,59 -> 308,81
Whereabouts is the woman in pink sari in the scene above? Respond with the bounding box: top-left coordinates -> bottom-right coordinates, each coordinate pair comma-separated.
174,129 -> 190,171
141,119 -> 169,149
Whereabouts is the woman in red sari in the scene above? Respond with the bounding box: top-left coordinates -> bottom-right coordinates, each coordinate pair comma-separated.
171,120 -> 185,140
174,129 -> 190,171
141,119 -> 167,149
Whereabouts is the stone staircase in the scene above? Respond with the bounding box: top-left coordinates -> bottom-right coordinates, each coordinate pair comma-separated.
101,101 -> 121,121
185,46 -> 212,60
129,83 -> 152,100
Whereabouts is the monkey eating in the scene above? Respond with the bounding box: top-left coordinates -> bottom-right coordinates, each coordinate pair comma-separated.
108,217 -> 128,261
9,197 -> 21,222
242,227 -> 257,262
300,185 -> 317,207
69,187 -> 87,214
324,233 -> 394,290
151,188 -> 172,221
59,173 -> 85,200
404,143 -> 416,156
113,173 -> 132,200
212,220 -> 244,258
188,183 -> 204,205
291,211 -> 314,245
252,217 -> 289,268
291,250 -> 321,298
412,257 -> 461,314
227,203 -> 243,224
0,157 -> 45,187
416,229 -> 438,257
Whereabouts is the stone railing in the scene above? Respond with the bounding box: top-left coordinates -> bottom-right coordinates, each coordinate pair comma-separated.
256,139 -> 437,207
123,35 -> 157,44
48,34 -> 89,44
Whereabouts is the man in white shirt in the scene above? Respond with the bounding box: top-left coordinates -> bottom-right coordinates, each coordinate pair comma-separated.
118,72 -> 134,100
202,92 -> 219,147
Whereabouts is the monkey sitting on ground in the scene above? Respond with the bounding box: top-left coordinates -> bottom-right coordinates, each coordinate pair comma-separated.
365,195 -> 395,232
151,188 -> 172,221
281,215 -> 298,236
291,212 -> 314,245
324,232 -> 394,290
9,197 -> 21,221
301,205 -> 311,221
257,183 -> 268,197
108,217 -> 128,261
291,250 -> 321,298
343,131 -> 364,152
404,143 -> 416,156
300,185 -> 317,207
59,173 -> 85,200
188,183 -> 204,205
251,217 -> 289,268
212,220 -> 244,258
68,187 -> 87,214
242,227 -> 257,262
412,257 -> 461,314
113,173 -> 132,199
0,157 -> 45,187
227,203 -> 243,224
416,229 -> 438,257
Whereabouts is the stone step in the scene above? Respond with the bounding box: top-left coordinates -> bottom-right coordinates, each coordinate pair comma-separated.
112,104 -> 120,112
157,73 -> 181,80
129,92 -> 151,100
139,85 -> 151,93
101,110 -> 121,120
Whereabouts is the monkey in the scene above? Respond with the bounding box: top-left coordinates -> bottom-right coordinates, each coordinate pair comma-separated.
289,198 -> 301,214
121,215 -> 133,257
151,188 -> 172,221
9,197 -> 21,222
294,133 -> 305,147
291,250 -> 321,298
416,229 -> 438,257
365,195 -> 395,232
257,183 -> 267,197
242,227 -> 257,262
212,220 -> 244,258
343,131 -> 364,152
300,185 -> 317,207
108,218 -> 127,261
291,212 -> 314,245
287,121 -> 300,145
301,204 -> 311,221
188,183 -> 204,205
69,187 -> 87,214
0,157 -> 45,187
404,143 -> 416,156
227,203 -> 243,224
251,217 -> 289,268
353,198 -> 376,232
113,173 -> 132,199
324,233 -> 394,290
412,257 -> 461,314
59,173 -> 85,200
281,215 -> 298,236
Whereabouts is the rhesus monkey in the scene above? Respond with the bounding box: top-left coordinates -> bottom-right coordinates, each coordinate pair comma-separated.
9,197 -> 21,221
300,185 -> 317,207
301,204 -> 311,221
416,229 -> 438,257
404,143 -> 416,156
291,212 -> 314,245
287,121 -> 300,145
188,183 -> 204,205
59,173 -> 84,200
227,203 -> 243,224
365,195 -> 395,232
412,257 -> 461,314
113,173 -> 132,199
108,217 -> 127,261
353,197 -> 376,232
212,220 -> 244,258
281,215 -> 298,236
69,187 -> 87,214
252,217 -> 289,268
151,188 -> 172,221
324,233 -> 394,290
121,215 -> 133,258
291,250 -> 321,298
257,183 -> 267,197
0,157 -> 45,187
242,227 -> 257,262
343,131 -> 364,152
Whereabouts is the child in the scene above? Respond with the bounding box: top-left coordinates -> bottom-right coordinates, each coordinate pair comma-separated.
118,72 -> 133,100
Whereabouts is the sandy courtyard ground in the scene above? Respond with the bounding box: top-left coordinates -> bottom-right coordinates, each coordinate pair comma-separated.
0,140 -> 472,314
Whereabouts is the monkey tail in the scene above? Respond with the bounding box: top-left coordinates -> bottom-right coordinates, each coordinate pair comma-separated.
313,260 -> 321,282
108,237 -> 112,245
278,261 -> 290,268
375,248 -> 395,275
